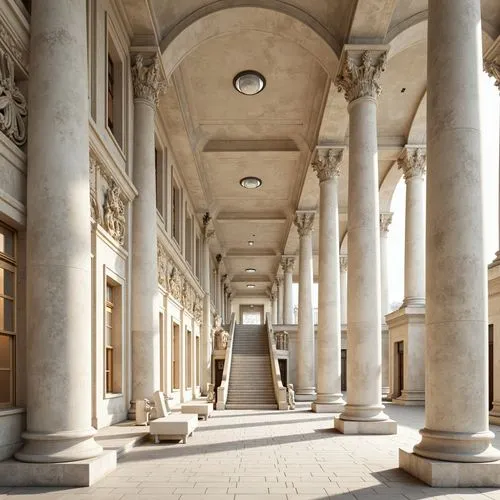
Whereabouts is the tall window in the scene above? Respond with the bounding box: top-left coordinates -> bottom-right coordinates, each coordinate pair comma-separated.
106,30 -> 123,147
107,54 -> 114,132
104,280 -> 122,395
172,180 -> 181,244
186,329 -> 192,389
185,210 -> 192,267
172,322 -> 180,390
155,148 -> 163,215
0,224 -> 15,408
195,236 -> 201,279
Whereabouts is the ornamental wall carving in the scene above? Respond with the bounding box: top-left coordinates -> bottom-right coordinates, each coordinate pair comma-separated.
168,265 -> 183,303
0,47 -> 26,147
0,13 -> 28,70
103,180 -> 126,246
157,244 -> 168,289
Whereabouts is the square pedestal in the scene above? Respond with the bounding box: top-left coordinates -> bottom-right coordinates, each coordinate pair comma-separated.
0,450 -> 116,487
399,448 -> 500,487
334,417 -> 397,435
311,402 -> 345,413
295,394 -> 316,402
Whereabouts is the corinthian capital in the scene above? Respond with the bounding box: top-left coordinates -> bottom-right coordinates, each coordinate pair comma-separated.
131,53 -> 166,106
484,59 -> 500,90
312,148 -> 344,182
294,211 -> 315,237
398,147 -> 426,182
281,256 -> 295,274
380,213 -> 393,233
336,45 -> 388,103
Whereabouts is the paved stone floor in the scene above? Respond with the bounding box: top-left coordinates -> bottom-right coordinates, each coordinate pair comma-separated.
4,403 -> 500,499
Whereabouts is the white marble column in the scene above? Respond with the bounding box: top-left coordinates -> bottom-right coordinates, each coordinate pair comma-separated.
130,54 -> 164,411
401,0 -> 500,483
311,149 -> 346,413
277,276 -> 284,324
215,254 -> 222,315
281,256 -> 295,324
379,213 -> 392,320
271,290 -> 278,324
294,211 -> 316,401
201,222 -> 214,395
334,46 -> 396,434
340,255 -> 348,326
17,0 -> 103,462
227,291 -> 233,323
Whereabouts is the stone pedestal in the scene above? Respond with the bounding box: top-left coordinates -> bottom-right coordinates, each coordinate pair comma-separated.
294,212 -> 316,401
333,45 -> 394,434
17,0 -> 104,469
400,0 -> 500,480
386,307 -> 425,406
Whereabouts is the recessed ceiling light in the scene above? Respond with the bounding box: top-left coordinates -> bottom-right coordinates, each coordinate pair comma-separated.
247,284 -> 256,288
245,268 -> 257,273
248,240 -> 254,246
233,70 -> 266,96
240,176 -> 262,189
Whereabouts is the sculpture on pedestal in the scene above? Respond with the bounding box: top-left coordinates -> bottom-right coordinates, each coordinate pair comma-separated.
287,384 -> 296,410
212,314 -> 229,350
206,383 -> 215,403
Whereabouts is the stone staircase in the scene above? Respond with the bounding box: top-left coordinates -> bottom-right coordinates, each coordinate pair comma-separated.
226,324 -> 278,410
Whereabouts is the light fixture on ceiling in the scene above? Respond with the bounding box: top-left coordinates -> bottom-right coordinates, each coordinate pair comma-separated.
233,70 -> 266,96
245,268 -> 256,273
240,176 -> 262,189
248,240 -> 254,246
247,284 -> 256,288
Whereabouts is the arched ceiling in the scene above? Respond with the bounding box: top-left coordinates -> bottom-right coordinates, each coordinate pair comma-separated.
120,0 -> 500,296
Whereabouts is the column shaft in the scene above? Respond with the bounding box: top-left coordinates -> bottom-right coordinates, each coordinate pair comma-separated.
201,234 -> 212,394
340,256 -> 348,326
379,214 -> 392,319
17,0 -> 102,462
282,259 -> 295,324
412,0 -> 499,462
278,278 -> 284,324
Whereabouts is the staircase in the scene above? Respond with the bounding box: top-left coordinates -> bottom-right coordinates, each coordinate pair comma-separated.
226,324 -> 278,410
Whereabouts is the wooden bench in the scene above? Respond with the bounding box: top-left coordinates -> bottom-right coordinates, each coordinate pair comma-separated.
181,402 -> 213,420
150,413 -> 198,444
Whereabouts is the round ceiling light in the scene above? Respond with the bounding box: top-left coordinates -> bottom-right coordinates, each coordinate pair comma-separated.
233,70 -> 266,95
240,176 -> 262,189
245,268 -> 257,273
247,284 -> 256,288
248,240 -> 255,246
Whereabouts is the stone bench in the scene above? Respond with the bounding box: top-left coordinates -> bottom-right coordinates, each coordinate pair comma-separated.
181,402 -> 213,420
150,413 -> 198,444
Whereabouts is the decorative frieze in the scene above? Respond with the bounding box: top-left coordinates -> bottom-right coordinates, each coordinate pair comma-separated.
281,256 -> 295,274
103,180 -> 126,246
0,48 -> 26,146
131,53 -> 166,107
379,213 -> 393,233
157,244 -> 168,289
398,147 -> 426,182
484,59 -> 500,89
168,265 -> 183,303
294,211 -> 315,237
336,49 -> 387,103
0,15 -> 28,69
312,148 -> 344,182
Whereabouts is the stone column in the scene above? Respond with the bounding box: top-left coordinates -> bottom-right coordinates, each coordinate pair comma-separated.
281,256 -> 295,324
311,149 -> 346,413
215,254 -> 222,315
270,290 -> 278,324
227,291 -> 232,323
277,276 -> 284,324
400,0 -> 500,484
379,213 -> 393,320
340,255 -> 348,326
130,53 -> 164,412
334,46 -> 396,434
201,221 -> 214,394
17,0 -> 104,464
294,211 -> 316,401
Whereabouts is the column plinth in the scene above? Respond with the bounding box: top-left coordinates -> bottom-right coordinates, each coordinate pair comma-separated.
294,212 -> 316,401
333,47 -> 396,434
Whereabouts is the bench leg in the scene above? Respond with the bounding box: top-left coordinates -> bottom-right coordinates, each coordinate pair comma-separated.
154,435 -> 159,444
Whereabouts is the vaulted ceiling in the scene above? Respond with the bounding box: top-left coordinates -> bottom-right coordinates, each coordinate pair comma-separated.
122,0 -> 500,297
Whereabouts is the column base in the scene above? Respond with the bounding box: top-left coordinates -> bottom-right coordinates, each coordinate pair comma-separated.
334,416 -> 397,435
0,450 -> 116,487
392,390 -> 425,406
312,396 -> 345,413
399,448 -> 500,487
295,388 -> 316,401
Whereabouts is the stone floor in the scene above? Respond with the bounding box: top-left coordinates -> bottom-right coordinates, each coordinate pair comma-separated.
4,403 -> 500,499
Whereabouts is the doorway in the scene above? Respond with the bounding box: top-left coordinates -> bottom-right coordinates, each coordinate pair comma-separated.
394,341 -> 404,398
240,305 -> 264,324
489,324 -> 494,411
341,349 -> 347,391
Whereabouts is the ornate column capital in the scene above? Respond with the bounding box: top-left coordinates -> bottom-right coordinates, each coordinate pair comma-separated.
380,212 -> 393,233
339,255 -> 348,272
312,148 -> 344,182
131,53 -> 166,107
335,45 -> 388,103
484,58 -> 500,90
294,211 -> 315,237
398,147 -> 426,182
281,256 -> 295,274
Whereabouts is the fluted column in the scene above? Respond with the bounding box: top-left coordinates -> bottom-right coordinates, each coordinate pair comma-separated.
294,211 -> 316,401
379,213 -> 393,320
130,53 -> 164,411
340,255 -> 348,326
281,256 -> 295,324
277,276 -> 284,324
311,149 -> 346,412
17,0 -> 103,463
201,219 -> 214,394
401,2 -> 500,485
334,46 -> 396,434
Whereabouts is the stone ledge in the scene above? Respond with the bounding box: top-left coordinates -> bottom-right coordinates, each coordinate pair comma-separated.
399,448 -> 500,487
0,450 -> 116,487
334,417 -> 397,435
